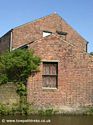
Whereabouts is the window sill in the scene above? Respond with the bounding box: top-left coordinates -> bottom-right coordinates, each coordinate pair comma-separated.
42,87 -> 58,90
42,60 -> 59,62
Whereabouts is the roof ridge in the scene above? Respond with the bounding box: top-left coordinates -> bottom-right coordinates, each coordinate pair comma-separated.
32,34 -> 87,53
29,33 -> 76,48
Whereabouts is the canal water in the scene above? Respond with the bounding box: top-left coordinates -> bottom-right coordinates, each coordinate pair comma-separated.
0,115 -> 93,125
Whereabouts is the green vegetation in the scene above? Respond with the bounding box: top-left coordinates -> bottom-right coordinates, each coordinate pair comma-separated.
0,103 -> 56,116
0,49 -> 41,115
84,107 -> 93,115
0,102 -> 93,115
0,103 -> 30,115
0,49 -> 41,85
17,82 -> 27,96
38,108 -> 54,116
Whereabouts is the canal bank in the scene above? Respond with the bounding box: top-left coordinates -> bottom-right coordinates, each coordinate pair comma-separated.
0,102 -> 93,116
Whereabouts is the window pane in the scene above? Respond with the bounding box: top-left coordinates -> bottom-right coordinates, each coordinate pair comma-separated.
43,64 -> 50,75
43,62 -> 57,75
43,76 -> 57,88
50,64 -> 57,75
50,76 -> 57,87
43,62 -> 58,88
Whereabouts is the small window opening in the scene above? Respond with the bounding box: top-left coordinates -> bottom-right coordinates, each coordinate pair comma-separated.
56,31 -> 67,40
12,44 -> 29,51
43,31 -> 52,37
19,44 -> 29,49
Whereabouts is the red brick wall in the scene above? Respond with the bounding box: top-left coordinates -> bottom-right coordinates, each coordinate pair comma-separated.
12,13 -> 87,52
0,31 -> 11,53
27,35 -> 93,109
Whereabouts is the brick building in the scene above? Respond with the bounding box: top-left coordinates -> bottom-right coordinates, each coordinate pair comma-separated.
0,13 -> 93,110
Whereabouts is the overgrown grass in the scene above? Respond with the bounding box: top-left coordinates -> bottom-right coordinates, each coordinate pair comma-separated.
0,103 -> 93,116
0,103 -> 18,115
38,108 -> 57,116
84,107 -> 93,115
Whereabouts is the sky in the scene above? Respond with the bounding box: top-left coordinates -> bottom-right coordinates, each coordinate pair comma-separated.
0,0 -> 93,52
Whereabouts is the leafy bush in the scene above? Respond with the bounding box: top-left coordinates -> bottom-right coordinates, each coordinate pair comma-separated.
0,49 -> 41,115
0,74 -> 8,85
0,104 -> 10,115
0,49 -> 41,84
17,82 -> 27,96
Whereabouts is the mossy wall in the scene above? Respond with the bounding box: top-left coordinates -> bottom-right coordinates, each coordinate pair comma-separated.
0,83 -> 20,105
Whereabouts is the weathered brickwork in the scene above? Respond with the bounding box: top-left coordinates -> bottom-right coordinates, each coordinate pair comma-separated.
27,35 -> 93,109
0,13 -> 93,109
11,13 -> 87,52
0,31 -> 11,53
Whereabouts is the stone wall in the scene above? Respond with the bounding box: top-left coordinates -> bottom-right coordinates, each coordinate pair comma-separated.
0,83 -> 20,106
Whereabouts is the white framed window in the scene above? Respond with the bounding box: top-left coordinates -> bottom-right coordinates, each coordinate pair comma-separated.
43,31 -> 52,37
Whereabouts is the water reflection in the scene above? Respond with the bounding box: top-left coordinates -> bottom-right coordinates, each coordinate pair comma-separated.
0,115 -> 93,125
